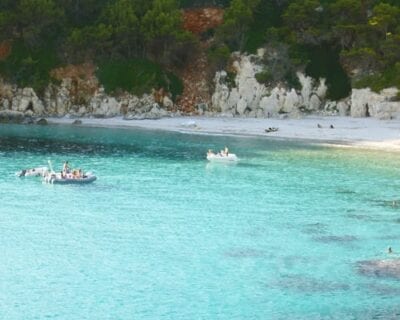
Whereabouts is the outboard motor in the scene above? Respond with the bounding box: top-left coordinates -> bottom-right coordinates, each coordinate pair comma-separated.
17,169 -> 27,177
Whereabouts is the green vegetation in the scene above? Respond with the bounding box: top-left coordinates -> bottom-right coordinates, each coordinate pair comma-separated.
97,59 -> 183,99
0,41 -> 59,93
305,45 -> 351,100
0,0 -> 400,97
354,63 -> 400,94
255,70 -> 272,85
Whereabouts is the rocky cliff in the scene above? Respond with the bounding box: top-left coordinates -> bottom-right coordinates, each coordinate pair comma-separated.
1,50 -> 399,123
210,50 -> 399,120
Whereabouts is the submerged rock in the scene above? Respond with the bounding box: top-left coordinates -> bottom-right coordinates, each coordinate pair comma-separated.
36,118 -> 48,125
357,259 -> 400,279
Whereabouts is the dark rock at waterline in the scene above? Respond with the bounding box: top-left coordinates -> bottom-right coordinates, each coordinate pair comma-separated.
357,259 -> 400,279
72,119 -> 82,125
23,116 -> 35,124
36,118 -> 48,125
0,110 -> 25,123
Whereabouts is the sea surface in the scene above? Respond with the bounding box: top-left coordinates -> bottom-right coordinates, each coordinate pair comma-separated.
1,123 -> 400,320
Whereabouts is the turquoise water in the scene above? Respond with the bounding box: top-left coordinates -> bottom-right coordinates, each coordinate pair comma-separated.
1,123 -> 400,319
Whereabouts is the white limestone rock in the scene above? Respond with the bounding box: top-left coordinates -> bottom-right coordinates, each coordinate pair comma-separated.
90,97 -> 120,117
127,96 -> 141,112
236,98 -> 248,115
226,88 -> 239,113
298,72 -> 313,107
316,78 -> 328,99
162,96 -> 173,109
260,87 -> 285,116
211,71 -> 231,112
148,103 -> 168,119
283,89 -> 301,113
309,94 -> 321,111
337,100 -> 350,116
351,88 -> 400,118
11,88 -> 45,115
211,52 -> 331,118
232,54 -> 266,112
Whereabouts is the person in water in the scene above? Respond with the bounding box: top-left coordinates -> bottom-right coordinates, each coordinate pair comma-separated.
224,147 -> 229,156
207,149 -> 215,157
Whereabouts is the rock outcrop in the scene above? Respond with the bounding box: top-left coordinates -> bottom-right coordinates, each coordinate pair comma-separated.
0,110 -> 25,123
211,51 -> 400,119
0,51 -> 400,122
351,88 -> 399,119
211,52 -> 328,117
0,63 -> 175,121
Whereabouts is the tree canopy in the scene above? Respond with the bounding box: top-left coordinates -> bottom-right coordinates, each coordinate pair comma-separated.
0,0 -> 399,97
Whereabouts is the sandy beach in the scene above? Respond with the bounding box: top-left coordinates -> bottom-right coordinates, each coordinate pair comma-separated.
47,115 -> 400,152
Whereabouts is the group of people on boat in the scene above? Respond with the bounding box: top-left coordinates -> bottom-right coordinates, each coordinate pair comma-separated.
61,161 -> 84,179
207,147 -> 229,157
17,160 -> 96,184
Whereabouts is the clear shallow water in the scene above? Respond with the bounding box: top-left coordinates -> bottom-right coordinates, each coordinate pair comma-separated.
1,123 -> 400,319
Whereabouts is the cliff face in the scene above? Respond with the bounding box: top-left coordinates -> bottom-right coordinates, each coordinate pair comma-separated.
211,51 -> 400,119
1,50 -> 399,123
0,63 -> 173,122
211,51 -> 330,118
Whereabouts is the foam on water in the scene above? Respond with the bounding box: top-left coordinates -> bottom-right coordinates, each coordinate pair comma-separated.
1,124 -> 400,319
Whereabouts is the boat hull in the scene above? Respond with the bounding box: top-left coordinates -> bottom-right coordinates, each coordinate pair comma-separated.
45,175 -> 97,184
207,154 -> 238,162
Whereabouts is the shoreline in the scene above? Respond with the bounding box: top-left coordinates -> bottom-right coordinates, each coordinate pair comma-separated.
46,115 -> 400,152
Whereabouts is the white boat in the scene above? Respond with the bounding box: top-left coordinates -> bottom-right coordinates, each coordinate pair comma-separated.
44,172 -> 97,184
16,166 -> 49,177
207,153 -> 238,162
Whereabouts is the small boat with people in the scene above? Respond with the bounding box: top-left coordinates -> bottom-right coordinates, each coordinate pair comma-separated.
43,171 -> 97,184
43,160 -> 96,184
17,160 -> 96,184
207,147 -> 238,162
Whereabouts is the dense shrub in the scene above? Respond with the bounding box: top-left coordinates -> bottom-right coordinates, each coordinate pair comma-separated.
0,41 -> 59,93
96,59 -> 183,100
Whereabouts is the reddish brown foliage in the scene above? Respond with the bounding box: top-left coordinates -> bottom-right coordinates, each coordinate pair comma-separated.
183,8 -> 224,35
0,41 -> 11,61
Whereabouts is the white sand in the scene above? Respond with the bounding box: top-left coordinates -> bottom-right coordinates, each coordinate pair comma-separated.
47,115 -> 400,152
